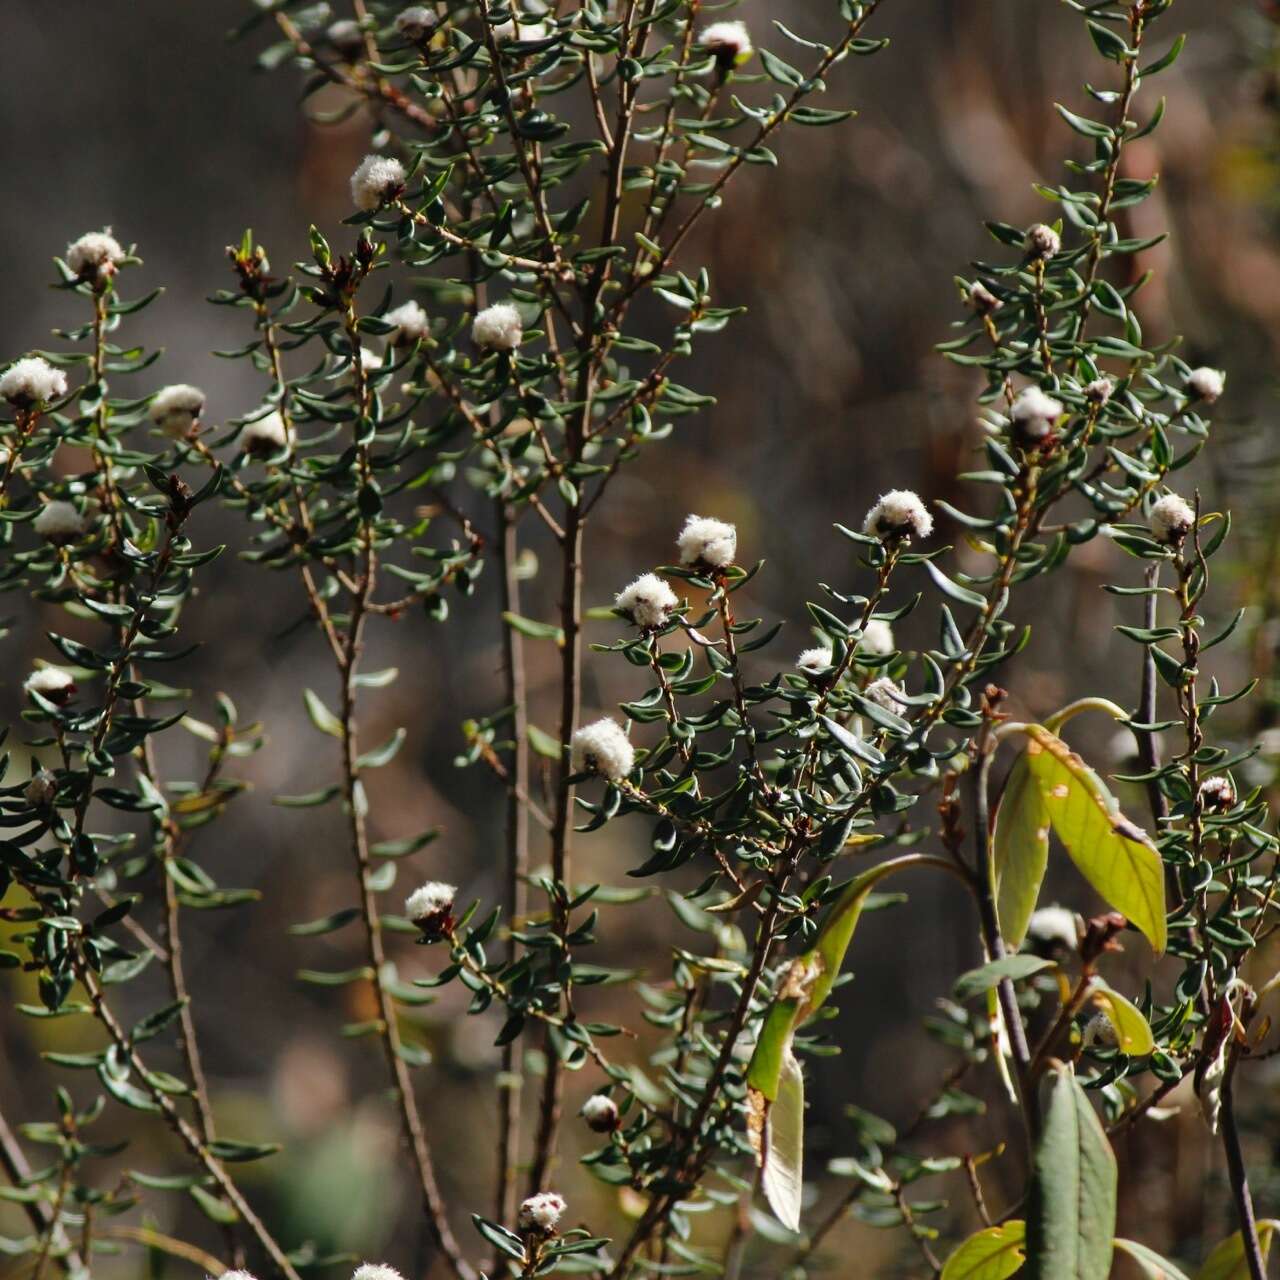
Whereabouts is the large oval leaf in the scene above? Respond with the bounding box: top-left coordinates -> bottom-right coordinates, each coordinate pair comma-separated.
1026,1064 -> 1116,1280
1195,1221 -> 1278,1280
993,752 -> 1050,947
1114,1238 -> 1193,1280
1022,725 -> 1166,952
941,1221 -> 1026,1279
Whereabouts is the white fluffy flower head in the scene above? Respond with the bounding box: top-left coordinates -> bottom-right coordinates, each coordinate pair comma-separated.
405,881 -> 457,923
1199,775 -> 1236,810
1083,1012 -> 1118,1050
24,769 -> 57,808
863,490 -> 933,541
67,230 -> 125,282
472,302 -> 523,351
150,384 -> 205,437
219,1272 -> 262,1280
1085,376 -> 1114,405
677,514 -> 736,570
350,155 -> 407,211
857,619 -> 895,657
1026,905 -> 1079,952
1187,366 -> 1225,404
864,676 -> 906,713
581,1093 -> 620,1132
0,357 -> 67,406
699,20 -> 752,64
395,7 -> 436,40
241,409 -> 291,455
796,646 -> 833,676
1149,492 -> 1194,546
1010,386 -> 1062,441
1025,223 -> 1061,259
352,1266 -> 407,1280
571,718 -> 634,781
384,300 -> 429,346
616,573 -> 678,629
33,500 -> 88,542
519,1191 -> 566,1234
24,667 -> 76,702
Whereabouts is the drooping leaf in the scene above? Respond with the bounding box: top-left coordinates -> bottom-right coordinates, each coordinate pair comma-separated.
1090,979 -> 1155,1057
941,1221 -> 1027,1280
1194,1222 -> 1278,1280
992,752 -> 1050,948
1022,725 -> 1166,952
1026,1064 -> 1117,1280
954,955 -> 1054,1002
1114,1238 -> 1193,1280
759,1048 -> 805,1232
303,688 -> 344,739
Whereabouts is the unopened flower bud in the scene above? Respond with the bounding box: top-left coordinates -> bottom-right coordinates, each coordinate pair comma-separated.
327,18 -> 366,56
1085,376 -> 1113,405
1025,223 -> 1061,260
581,1093 -> 620,1133
395,7 -> 437,41
23,769 -> 57,808
1199,775 -> 1236,811
1082,1012 -> 1118,1050
968,281 -> 1001,314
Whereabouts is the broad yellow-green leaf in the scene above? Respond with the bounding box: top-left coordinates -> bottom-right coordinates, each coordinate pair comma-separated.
1026,1064 -> 1116,1280
1114,1238 -> 1193,1280
1090,979 -> 1155,1056
760,1048 -> 805,1232
1195,1221 -> 1278,1280
941,1220 -> 1026,1279
993,752 -> 1050,947
1022,725 -> 1166,953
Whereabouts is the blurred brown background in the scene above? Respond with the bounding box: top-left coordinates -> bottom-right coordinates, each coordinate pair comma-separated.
3,1 -> 1280,1275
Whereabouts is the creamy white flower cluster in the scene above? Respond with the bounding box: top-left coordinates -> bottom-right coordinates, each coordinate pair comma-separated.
0,357 -> 67,407
520,1191 -> 567,1234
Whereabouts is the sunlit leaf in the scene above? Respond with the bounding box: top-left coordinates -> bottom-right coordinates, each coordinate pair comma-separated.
992,752 -> 1050,948
1090,979 -> 1155,1057
1195,1222 -> 1278,1280
760,1048 -> 805,1232
941,1220 -> 1026,1280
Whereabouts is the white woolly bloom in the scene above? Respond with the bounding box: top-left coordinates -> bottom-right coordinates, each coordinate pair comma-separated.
494,15 -> 551,41
796,646 -> 833,676
395,7 -> 436,40
0,356 -> 67,406
66,229 -> 125,282
1186,366 -> 1225,404
571,718 -> 635,781
519,1191 -> 566,1234
1199,775 -> 1236,810
350,154 -> 407,211
968,280 -> 1001,314
1026,905 -> 1079,952
615,573 -> 678,629
677,514 -> 736,569
1025,223 -> 1060,259
327,18 -> 365,54
1010,386 -> 1063,441
359,347 -> 382,375
218,1273 -> 261,1280
24,667 -> 76,702
581,1093 -> 620,1132
698,20 -> 752,64
405,881 -> 457,922
1149,492 -> 1195,545
33,500 -> 88,542
1085,376 -> 1114,405
863,489 -> 933,541
384,300 -> 429,346
149,383 -> 205,438
863,676 -> 907,713
471,302 -> 524,351
352,1266 -> 407,1280
240,409 -> 291,455
857,619 -> 895,657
